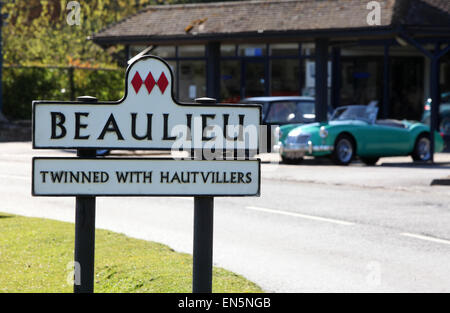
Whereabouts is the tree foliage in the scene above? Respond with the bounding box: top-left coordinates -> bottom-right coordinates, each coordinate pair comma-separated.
2,0 -> 161,68
0,0 -> 243,119
1,0 -> 242,68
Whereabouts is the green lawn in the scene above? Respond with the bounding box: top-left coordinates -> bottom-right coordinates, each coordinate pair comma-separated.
0,213 -> 262,293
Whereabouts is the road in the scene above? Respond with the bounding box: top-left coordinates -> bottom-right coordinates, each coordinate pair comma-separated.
1,142 -> 450,292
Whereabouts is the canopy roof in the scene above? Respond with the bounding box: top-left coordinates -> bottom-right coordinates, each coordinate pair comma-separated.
92,0 -> 450,46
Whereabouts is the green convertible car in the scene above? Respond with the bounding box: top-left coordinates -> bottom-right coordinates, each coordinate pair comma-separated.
275,104 -> 444,165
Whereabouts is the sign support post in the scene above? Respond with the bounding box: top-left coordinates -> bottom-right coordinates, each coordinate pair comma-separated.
193,196 -> 214,293
74,192 -> 96,293
192,97 -> 216,293
74,96 -> 97,293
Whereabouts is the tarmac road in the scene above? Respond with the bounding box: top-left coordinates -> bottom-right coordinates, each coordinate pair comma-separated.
1,142 -> 450,292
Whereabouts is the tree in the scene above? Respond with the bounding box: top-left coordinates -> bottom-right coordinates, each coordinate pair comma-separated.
1,0 -> 160,68
1,0 -> 243,68
0,0 -> 243,119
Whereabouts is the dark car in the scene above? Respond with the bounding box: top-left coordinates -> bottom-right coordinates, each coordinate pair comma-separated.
421,92 -> 450,148
241,96 -> 331,152
241,96 -> 316,125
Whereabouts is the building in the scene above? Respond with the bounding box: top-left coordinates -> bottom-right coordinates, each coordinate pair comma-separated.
92,0 -> 450,154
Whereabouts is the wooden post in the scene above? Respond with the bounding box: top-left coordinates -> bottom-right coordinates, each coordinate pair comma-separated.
73,96 -> 98,293
192,97 -> 216,293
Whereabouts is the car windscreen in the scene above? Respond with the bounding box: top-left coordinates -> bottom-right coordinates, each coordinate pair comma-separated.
240,101 -> 270,120
331,105 -> 377,123
264,101 -> 315,124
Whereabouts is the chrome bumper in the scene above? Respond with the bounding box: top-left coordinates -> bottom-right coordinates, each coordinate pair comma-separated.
274,141 -> 333,157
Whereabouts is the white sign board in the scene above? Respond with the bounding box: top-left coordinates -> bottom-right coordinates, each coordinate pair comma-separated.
33,56 -> 260,152
32,158 -> 260,196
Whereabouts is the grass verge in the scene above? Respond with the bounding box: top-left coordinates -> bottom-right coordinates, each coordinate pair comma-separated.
0,213 -> 262,293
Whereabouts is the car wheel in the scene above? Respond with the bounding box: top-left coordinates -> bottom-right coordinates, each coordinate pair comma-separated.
360,157 -> 379,166
412,134 -> 431,162
281,155 -> 304,165
332,135 -> 355,165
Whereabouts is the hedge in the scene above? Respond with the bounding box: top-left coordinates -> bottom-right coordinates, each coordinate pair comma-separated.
2,67 -> 125,120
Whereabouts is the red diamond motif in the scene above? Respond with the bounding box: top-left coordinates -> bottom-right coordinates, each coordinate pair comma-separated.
131,72 -> 143,93
144,72 -> 156,94
157,72 -> 169,94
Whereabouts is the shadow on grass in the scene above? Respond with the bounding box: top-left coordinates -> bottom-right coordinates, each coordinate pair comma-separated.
0,215 -> 14,219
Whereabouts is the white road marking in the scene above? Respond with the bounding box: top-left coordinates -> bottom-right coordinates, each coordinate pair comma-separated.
245,206 -> 354,226
0,174 -> 29,181
400,232 -> 450,246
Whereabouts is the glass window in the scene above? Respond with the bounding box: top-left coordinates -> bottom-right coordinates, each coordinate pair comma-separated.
166,61 -> 177,96
129,45 -> 176,59
151,46 -> 176,58
221,44 -> 236,57
340,60 -> 355,105
390,57 -> 424,120
270,43 -> 298,56
265,101 -> 316,124
301,43 -> 315,57
302,59 -> 332,97
244,62 -> 265,98
341,58 -> 381,107
220,60 -> 241,103
441,53 -> 450,98
178,45 -> 205,57
178,60 -> 206,102
129,45 -> 148,57
239,44 -> 266,57
271,59 -> 299,96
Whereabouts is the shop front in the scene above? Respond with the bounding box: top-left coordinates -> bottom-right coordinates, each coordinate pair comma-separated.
92,0 -> 450,157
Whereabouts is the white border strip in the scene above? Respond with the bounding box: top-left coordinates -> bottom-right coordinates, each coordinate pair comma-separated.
245,206 -> 354,226
400,232 -> 450,246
